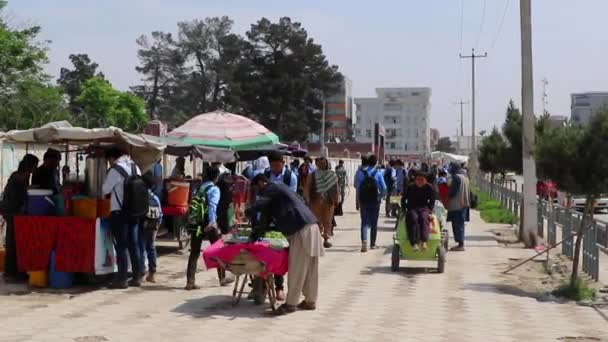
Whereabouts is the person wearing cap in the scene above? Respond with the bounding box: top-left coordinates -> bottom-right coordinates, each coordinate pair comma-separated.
31,148 -> 62,194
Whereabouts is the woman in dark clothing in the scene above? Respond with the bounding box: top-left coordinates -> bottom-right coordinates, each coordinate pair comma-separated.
402,171 -> 435,251
2,154 -> 39,281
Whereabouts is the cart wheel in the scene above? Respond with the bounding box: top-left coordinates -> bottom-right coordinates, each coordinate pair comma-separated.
442,229 -> 449,251
391,244 -> 400,272
437,247 -> 446,274
252,277 -> 266,305
266,277 -> 277,311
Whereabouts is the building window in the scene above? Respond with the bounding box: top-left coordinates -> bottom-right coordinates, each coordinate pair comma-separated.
366,129 -> 371,138
411,91 -> 420,96
404,143 -> 408,150
415,144 -> 419,151
356,129 -> 361,135
356,115 -> 361,122
383,103 -> 402,111
356,103 -> 362,111
390,142 -> 396,149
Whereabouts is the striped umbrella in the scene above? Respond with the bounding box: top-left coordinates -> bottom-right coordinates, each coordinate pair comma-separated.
167,110 -> 279,150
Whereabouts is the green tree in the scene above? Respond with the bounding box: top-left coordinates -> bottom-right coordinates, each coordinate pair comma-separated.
501,100 -> 523,174
536,111 -> 608,287
76,77 -> 147,131
435,137 -> 456,153
478,128 -> 508,190
133,31 -> 185,119
238,17 -> 343,141
57,53 -> 104,112
0,1 -> 69,131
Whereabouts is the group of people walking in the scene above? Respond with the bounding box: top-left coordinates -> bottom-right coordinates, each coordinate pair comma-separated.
354,153 -> 471,253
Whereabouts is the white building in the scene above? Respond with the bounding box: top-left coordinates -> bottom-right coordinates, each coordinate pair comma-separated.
354,87 -> 431,157
571,92 -> 608,125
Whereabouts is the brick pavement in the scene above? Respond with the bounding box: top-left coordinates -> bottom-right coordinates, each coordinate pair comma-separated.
1,194 -> 607,342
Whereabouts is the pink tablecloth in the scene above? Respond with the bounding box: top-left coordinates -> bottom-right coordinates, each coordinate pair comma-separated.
202,239 -> 288,276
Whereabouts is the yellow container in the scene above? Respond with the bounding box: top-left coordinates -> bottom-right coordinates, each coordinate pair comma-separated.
72,198 -> 98,219
28,271 -> 49,288
0,248 -> 5,272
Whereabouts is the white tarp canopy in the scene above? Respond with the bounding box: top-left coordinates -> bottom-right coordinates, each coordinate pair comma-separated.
0,121 -> 165,171
430,151 -> 469,164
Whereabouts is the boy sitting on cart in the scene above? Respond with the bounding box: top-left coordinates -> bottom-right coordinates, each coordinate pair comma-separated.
402,171 -> 436,251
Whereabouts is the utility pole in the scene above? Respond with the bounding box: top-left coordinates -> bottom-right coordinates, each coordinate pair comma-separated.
453,100 -> 469,137
320,92 -> 328,157
460,49 -> 487,158
520,0 -> 538,247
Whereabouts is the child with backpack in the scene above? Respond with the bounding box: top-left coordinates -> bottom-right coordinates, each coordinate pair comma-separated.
355,153 -> 387,252
139,174 -> 162,283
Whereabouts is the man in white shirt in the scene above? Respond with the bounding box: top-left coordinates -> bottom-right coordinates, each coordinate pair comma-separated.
102,147 -> 143,289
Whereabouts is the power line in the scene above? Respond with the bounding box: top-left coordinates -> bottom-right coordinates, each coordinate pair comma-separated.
475,0 -> 487,49
459,0 -> 464,52
490,0 -> 511,50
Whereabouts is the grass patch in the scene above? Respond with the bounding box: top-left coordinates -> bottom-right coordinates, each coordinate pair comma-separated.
473,187 -> 518,224
552,279 -> 597,301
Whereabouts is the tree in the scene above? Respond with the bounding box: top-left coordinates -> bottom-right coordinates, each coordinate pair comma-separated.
478,128 -> 508,191
435,137 -> 456,153
238,17 -> 343,141
134,31 -> 185,119
57,53 -> 104,112
0,78 -> 69,130
502,100 -> 523,174
0,0 -> 69,131
76,77 -> 147,131
536,111 -> 608,287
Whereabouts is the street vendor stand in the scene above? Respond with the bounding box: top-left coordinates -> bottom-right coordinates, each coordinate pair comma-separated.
141,135 -> 236,249
1,121 -> 165,286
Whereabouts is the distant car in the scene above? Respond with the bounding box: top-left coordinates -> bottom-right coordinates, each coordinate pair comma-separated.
570,196 -> 608,212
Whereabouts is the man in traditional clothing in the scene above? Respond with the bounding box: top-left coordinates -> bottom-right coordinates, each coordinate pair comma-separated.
247,174 -> 323,315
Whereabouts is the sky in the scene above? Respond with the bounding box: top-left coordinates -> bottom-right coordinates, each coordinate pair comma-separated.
6,0 -> 608,137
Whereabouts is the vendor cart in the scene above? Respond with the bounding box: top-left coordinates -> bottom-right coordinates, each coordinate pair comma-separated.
213,249 -> 277,309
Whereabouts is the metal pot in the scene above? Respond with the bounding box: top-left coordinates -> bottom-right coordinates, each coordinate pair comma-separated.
85,156 -> 108,198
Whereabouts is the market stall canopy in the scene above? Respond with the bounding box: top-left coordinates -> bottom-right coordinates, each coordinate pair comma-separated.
140,134 -> 237,163
430,151 -> 469,164
1,121 -> 165,171
167,110 -> 279,150
236,143 -> 289,161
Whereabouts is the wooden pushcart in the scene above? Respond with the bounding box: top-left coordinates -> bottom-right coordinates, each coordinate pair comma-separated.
213,249 -> 277,311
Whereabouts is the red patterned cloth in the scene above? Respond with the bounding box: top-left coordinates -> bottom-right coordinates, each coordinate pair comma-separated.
55,217 -> 96,273
162,206 -> 188,216
14,216 -> 97,273
203,239 -> 288,276
14,216 -> 58,272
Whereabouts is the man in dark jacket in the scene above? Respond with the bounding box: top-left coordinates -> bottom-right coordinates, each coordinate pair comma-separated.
247,174 -> 323,315
31,148 -> 61,194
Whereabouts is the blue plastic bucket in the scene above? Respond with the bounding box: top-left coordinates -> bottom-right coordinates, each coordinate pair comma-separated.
27,190 -> 55,216
50,251 -> 73,289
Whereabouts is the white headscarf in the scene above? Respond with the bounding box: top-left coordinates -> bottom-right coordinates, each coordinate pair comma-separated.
252,156 -> 270,176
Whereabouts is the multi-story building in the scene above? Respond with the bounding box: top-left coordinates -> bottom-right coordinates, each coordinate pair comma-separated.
354,87 -> 431,158
325,77 -> 354,141
571,92 -> 608,125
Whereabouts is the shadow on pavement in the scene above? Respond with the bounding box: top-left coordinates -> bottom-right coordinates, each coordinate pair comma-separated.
463,282 -> 553,301
172,295 -> 275,319
465,235 -> 497,242
360,265 -> 433,277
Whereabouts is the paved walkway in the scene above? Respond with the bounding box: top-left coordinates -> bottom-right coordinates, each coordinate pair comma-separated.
1,195 -> 607,342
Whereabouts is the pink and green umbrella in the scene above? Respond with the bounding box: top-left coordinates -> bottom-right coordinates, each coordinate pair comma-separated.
167,110 -> 279,151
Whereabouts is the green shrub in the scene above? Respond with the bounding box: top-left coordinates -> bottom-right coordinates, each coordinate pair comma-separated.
473,188 -> 518,224
552,279 -> 596,301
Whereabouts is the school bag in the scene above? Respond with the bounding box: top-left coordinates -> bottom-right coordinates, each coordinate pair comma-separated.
142,194 -> 162,230
187,184 -> 213,237
112,163 -> 149,219
359,169 -> 379,205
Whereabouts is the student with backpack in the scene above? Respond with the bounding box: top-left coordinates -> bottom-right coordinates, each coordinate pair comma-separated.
383,160 -> 397,217
185,166 -> 222,290
355,153 -> 387,252
139,174 -> 162,283
102,147 -> 148,289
